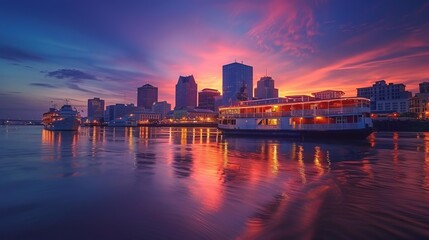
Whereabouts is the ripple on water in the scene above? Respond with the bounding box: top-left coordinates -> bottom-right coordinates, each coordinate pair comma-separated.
1,127 -> 429,239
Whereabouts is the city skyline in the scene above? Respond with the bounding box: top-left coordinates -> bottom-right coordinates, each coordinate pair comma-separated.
1,0 -> 429,119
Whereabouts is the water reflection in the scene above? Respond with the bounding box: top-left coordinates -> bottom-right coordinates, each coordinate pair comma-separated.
135,152 -> 156,170
40,129 -> 80,177
424,133 -> 429,199
41,129 -> 79,161
313,146 -> 325,176
173,146 -> 193,178
297,144 -> 306,184
1,127 -> 427,239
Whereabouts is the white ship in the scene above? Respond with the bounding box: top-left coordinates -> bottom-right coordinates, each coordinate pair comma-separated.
218,97 -> 373,139
42,104 -> 81,131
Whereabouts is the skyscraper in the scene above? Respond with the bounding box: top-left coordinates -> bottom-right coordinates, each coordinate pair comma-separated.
222,62 -> 253,105
88,97 -> 105,122
254,76 -> 278,99
137,84 -> 158,110
198,88 -> 221,111
175,75 -> 197,110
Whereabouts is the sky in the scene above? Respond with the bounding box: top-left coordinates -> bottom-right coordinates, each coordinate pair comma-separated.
1,0 -> 429,119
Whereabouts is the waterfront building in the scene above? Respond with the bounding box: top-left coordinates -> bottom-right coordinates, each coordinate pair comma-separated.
222,62 -> 253,105
152,101 -> 171,119
167,107 -> 217,122
175,75 -> 198,110
134,110 -> 161,124
113,103 -> 137,119
198,88 -> 221,111
186,108 -> 217,121
88,98 -> 105,123
254,76 -> 278,99
409,82 -> 429,119
214,95 -> 223,111
357,80 -> 411,113
137,84 -> 158,110
104,105 -> 115,122
312,90 -> 345,100
419,82 -> 429,93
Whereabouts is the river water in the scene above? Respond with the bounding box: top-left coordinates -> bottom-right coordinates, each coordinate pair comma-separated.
1,126 -> 429,239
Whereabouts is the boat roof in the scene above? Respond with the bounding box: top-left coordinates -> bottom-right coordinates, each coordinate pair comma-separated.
219,97 -> 370,110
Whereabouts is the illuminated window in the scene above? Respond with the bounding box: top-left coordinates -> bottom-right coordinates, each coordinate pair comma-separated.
268,119 -> 278,125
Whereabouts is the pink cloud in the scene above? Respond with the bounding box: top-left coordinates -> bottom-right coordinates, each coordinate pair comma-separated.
233,0 -> 319,56
55,1 -> 429,108
274,36 -> 429,96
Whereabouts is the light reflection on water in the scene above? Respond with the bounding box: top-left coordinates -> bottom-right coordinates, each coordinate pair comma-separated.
0,126 -> 429,239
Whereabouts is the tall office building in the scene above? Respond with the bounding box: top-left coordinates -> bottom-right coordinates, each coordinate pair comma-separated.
198,88 -> 221,111
175,75 -> 197,110
87,97 -> 105,122
137,84 -> 158,110
222,62 -> 253,105
357,80 -> 412,113
254,76 -> 278,99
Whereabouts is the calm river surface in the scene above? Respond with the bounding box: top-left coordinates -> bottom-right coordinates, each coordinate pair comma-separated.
1,126 -> 429,239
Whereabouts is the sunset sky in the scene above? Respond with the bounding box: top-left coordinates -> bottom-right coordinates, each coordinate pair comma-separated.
1,0 -> 429,119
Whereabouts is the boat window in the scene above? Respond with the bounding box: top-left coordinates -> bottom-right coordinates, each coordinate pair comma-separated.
303,103 -> 312,110
335,117 -> 347,123
328,100 -> 342,108
268,119 -> 278,125
257,119 -> 279,125
342,99 -> 359,107
222,119 -> 236,125
281,105 -> 291,112
317,102 -> 328,109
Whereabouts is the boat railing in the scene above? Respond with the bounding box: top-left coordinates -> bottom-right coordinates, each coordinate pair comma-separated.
221,107 -> 370,118
293,122 -> 363,130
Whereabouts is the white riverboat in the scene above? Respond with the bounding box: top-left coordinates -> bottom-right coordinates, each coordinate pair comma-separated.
42,104 -> 81,131
218,97 -> 373,138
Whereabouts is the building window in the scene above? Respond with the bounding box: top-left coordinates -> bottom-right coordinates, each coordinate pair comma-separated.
400,102 -> 406,112
392,102 -> 398,111
385,103 -> 391,111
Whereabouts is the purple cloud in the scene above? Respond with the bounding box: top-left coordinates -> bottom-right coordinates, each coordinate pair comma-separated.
30,83 -> 58,88
0,45 -> 44,62
66,83 -> 98,94
46,69 -> 98,82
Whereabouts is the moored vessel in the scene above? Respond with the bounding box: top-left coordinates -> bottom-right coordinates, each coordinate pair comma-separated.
218,97 -> 373,139
42,104 -> 81,131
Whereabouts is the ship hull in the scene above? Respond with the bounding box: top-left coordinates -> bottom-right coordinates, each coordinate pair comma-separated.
44,117 -> 80,131
219,127 -> 373,139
